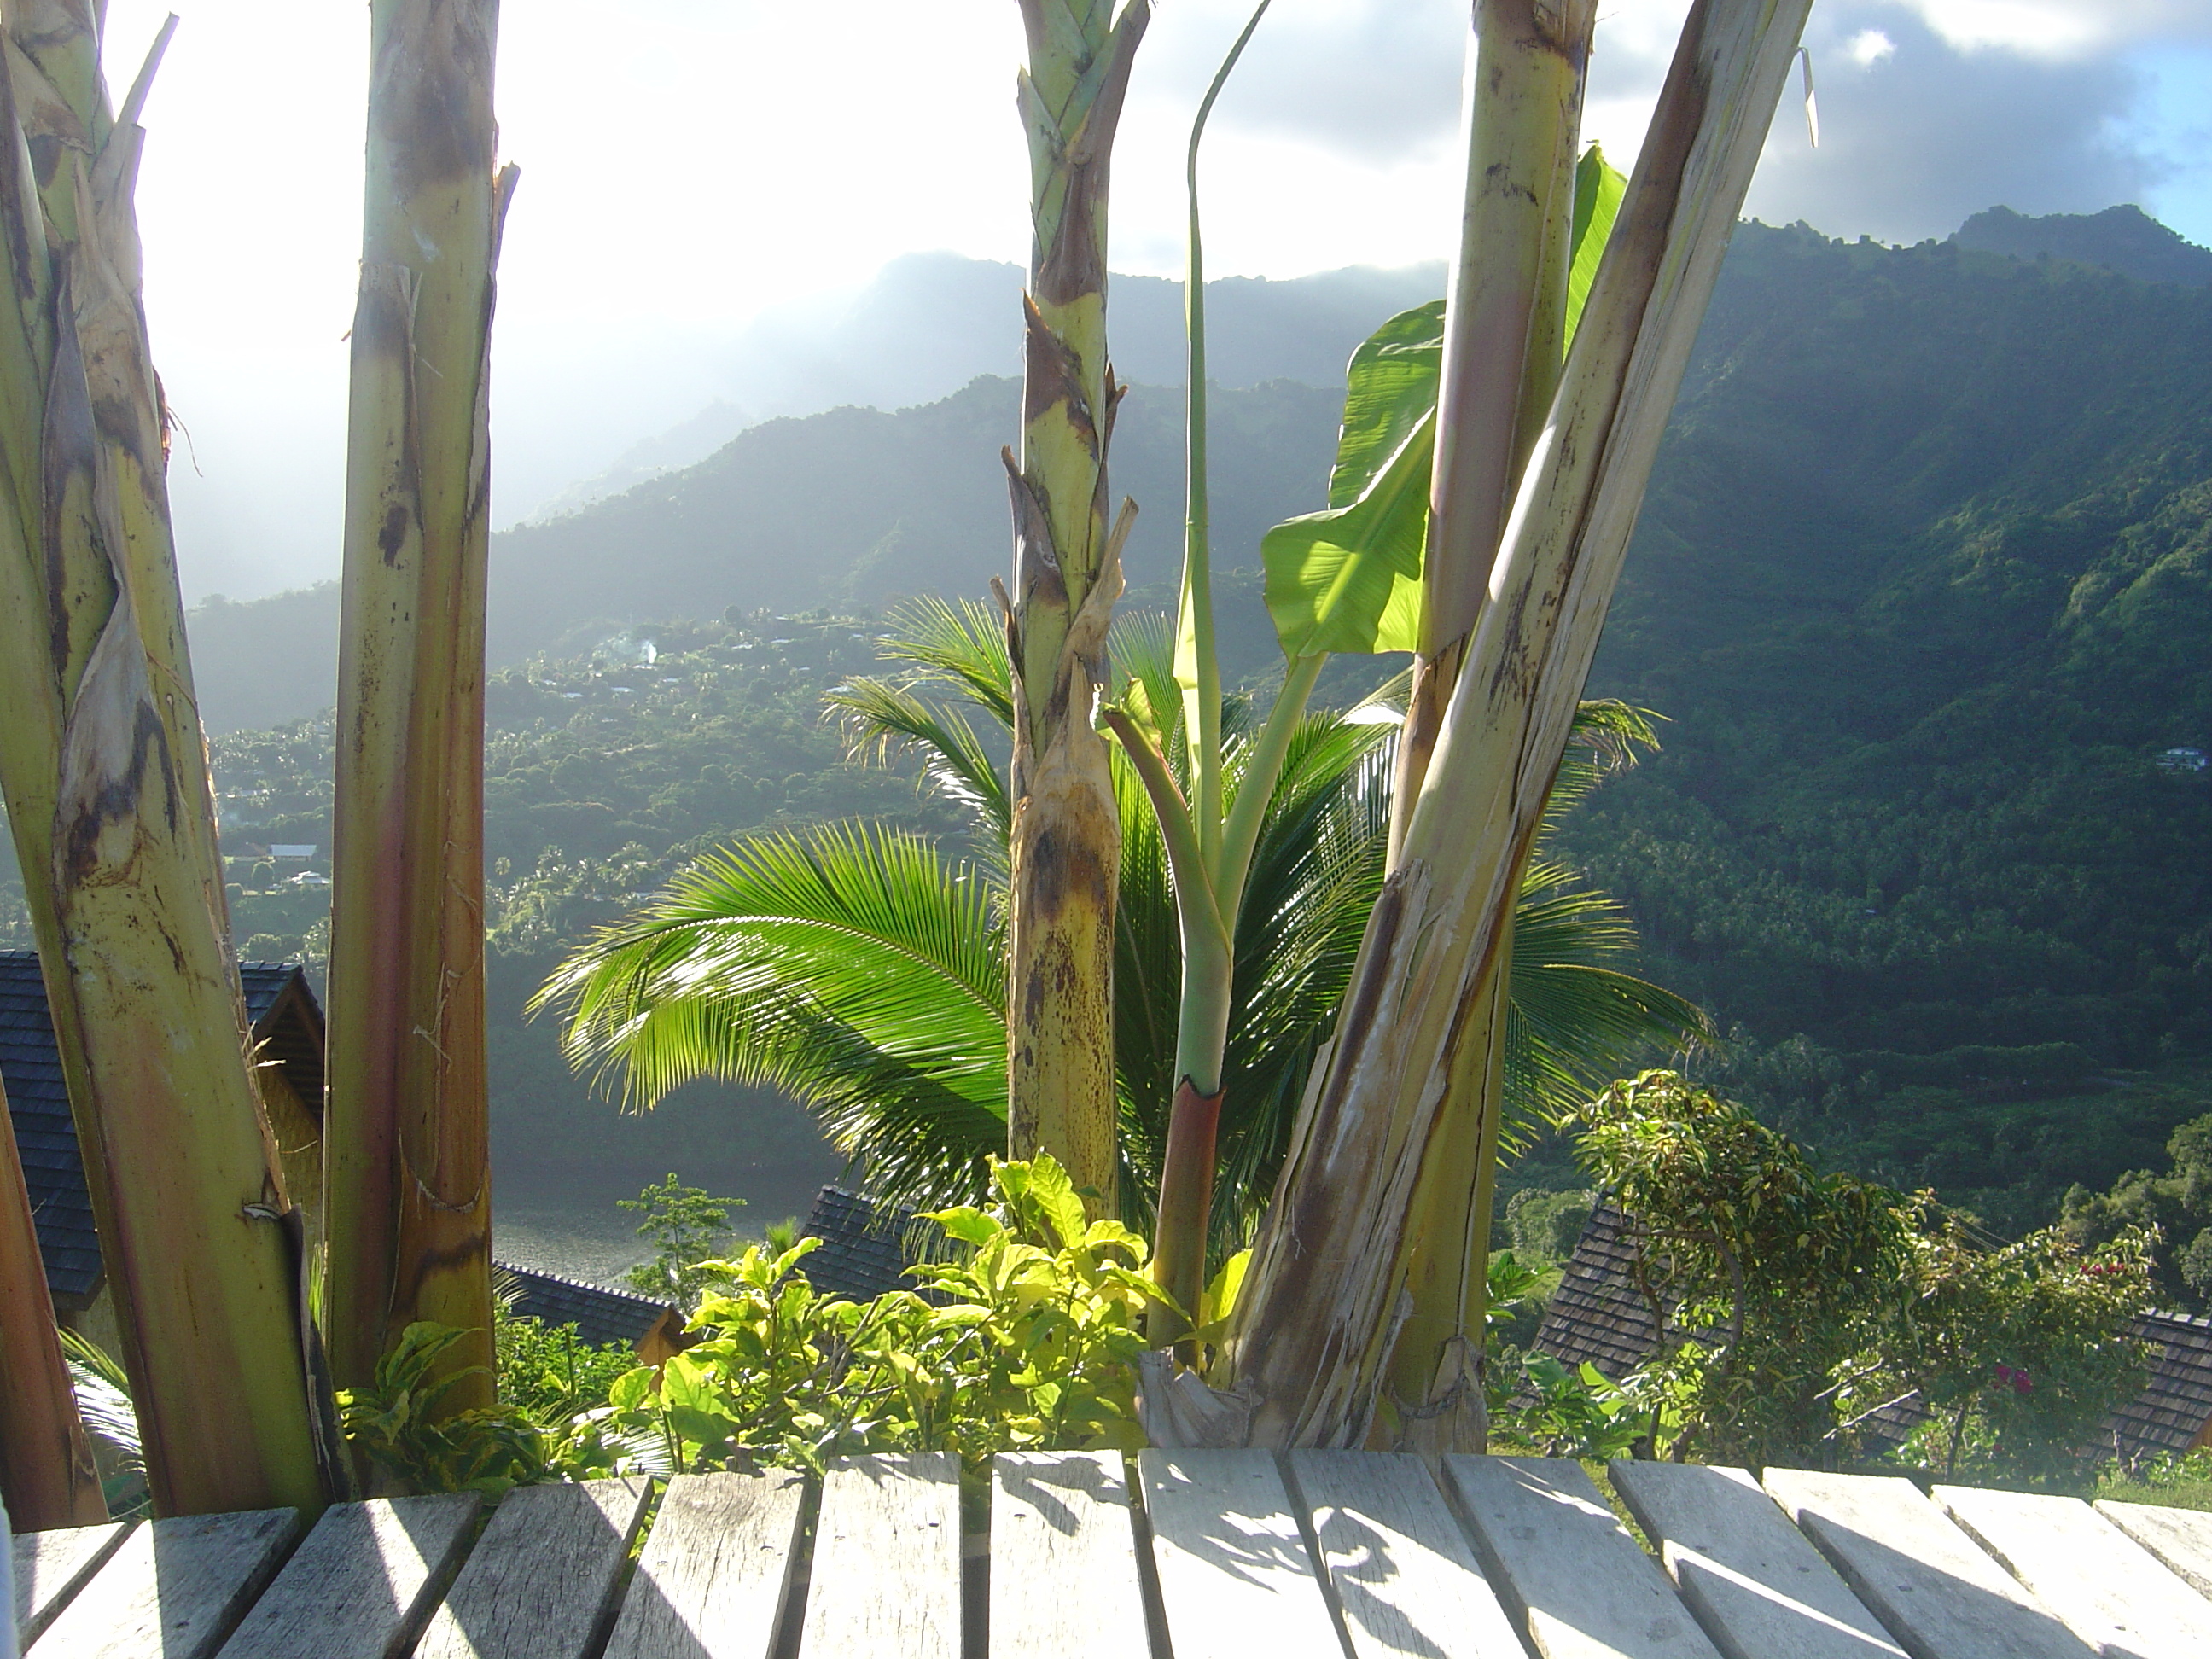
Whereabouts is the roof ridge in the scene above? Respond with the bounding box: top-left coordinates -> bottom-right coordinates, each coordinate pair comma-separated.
493,1256 -> 672,1311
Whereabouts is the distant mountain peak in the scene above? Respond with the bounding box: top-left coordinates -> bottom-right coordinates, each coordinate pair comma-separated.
1953,204 -> 2212,288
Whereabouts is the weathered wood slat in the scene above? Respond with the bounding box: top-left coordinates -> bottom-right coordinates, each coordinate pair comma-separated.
799,1452 -> 962,1659
1763,1468 -> 2095,1659
601,1470 -> 807,1659
1936,1484 -> 2212,1659
413,1476 -> 650,1659
1286,1450 -> 1522,1659
2096,1499 -> 2212,1600
1609,1461 -> 1906,1659
215,1493 -> 481,1659
28,1507 -> 300,1659
1442,1456 -> 1722,1659
12,1521 -> 132,1649
989,1452 -> 1149,1659
1138,1448 -> 1343,1659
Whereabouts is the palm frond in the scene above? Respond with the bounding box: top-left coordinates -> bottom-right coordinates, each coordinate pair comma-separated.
825,676 -> 1010,840
535,823 -> 1009,1208
1552,698 -> 1663,815
1506,860 -> 1714,1133
871,596 -> 1015,725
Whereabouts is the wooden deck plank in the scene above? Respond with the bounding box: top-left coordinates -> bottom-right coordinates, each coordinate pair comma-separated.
799,1452 -> 962,1659
214,1494 -> 481,1659
13,1522 -> 133,1649
988,1452 -> 1149,1659
601,1470 -> 807,1659
1286,1450 -> 1523,1659
1762,1468 -> 2095,1659
27,1507 -> 300,1659
1609,1461 -> 1906,1659
1935,1484 -> 2212,1659
2095,1499 -> 2212,1600
413,1476 -> 650,1659
1137,1448 -> 1342,1659
1441,1456 -> 1722,1659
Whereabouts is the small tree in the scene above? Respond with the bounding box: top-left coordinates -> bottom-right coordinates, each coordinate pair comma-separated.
1567,1071 -> 1914,1465
619,1175 -> 748,1310
1878,1221 -> 2155,1485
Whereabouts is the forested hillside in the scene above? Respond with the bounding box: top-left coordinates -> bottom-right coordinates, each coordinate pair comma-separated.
16,210 -> 2200,1246
1561,223 -> 2212,1230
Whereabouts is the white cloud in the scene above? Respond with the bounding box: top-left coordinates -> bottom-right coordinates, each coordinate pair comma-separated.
1887,1 -> 2212,60
1848,29 -> 1897,67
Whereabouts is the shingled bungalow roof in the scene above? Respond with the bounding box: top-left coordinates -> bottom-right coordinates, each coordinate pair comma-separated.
799,1185 -> 945,1302
1533,1202 -> 2212,1461
493,1261 -> 686,1359
0,950 -> 323,1310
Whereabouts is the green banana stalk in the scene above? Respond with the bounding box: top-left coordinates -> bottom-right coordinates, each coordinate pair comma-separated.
324,0 -> 513,1423
0,2 -> 328,1515
1223,0 -> 1819,1450
1002,0 -> 1150,1214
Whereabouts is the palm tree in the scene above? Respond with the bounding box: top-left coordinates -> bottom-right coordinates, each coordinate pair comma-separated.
537,599 -> 1704,1271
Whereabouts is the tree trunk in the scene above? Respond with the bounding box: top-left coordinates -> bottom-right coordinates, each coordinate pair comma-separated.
1376,0 -> 1595,1452
1002,0 -> 1150,1214
0,1074 -> 106,1528
1388,0 -> 1592,863
0,2 -> 329,1516
1223,0 -> 1816,1448
324,0 -> 510,1417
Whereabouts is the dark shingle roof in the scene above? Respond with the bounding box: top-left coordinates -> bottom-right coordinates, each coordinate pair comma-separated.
800,1186 -> 942,1302
1534,1204 -> 2212,1462
1528,1205 -> 1671,1377
2109,1310 -> 2212,1459
493,1261 -> 678,1351
0,951 -> 323,1307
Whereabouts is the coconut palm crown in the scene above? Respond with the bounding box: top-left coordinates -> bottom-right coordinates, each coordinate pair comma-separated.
535,597 -> 1708,1264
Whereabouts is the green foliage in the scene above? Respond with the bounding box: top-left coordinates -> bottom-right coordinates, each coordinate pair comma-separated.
1504,1354 -> 1655,1460
575,1155 -> 1153,1476
1568,1071 -> 1917,1464
617,1174 -> 748,1308
1260,146 -> 1627,658
2099,1448 -> 2212,1513
492,1301 -> 639,1423
1502,1188 -> 1596,1268
339,1323 -> 553,1496
1505,1072 -> 2157,1477
1876,1221 -> 2156,1485
2064,1109 -> 2212,1309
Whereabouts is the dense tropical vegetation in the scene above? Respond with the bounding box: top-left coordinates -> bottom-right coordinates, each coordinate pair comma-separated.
535,597 -> 1703,1254
0,0 -> 2200,1528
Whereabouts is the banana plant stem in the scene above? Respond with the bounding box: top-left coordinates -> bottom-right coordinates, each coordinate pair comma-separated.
1217,652 -> 1324,915
1177,0 -> 1269,879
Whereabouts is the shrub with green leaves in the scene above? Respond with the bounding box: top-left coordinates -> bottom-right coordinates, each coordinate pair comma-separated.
1566,1070 -> 1919,1464
493,1300 -> 640,1423
569,1154 -> 1155,1478
1877,1219 -> 2155,1485
339,1323 -> 554,1496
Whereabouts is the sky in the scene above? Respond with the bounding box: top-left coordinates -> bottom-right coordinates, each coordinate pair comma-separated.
95,0 -> 2212,604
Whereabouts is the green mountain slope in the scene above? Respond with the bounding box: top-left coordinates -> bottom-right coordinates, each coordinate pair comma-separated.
98,209 -> 2212,1243
1556,224 -> 2212,1225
